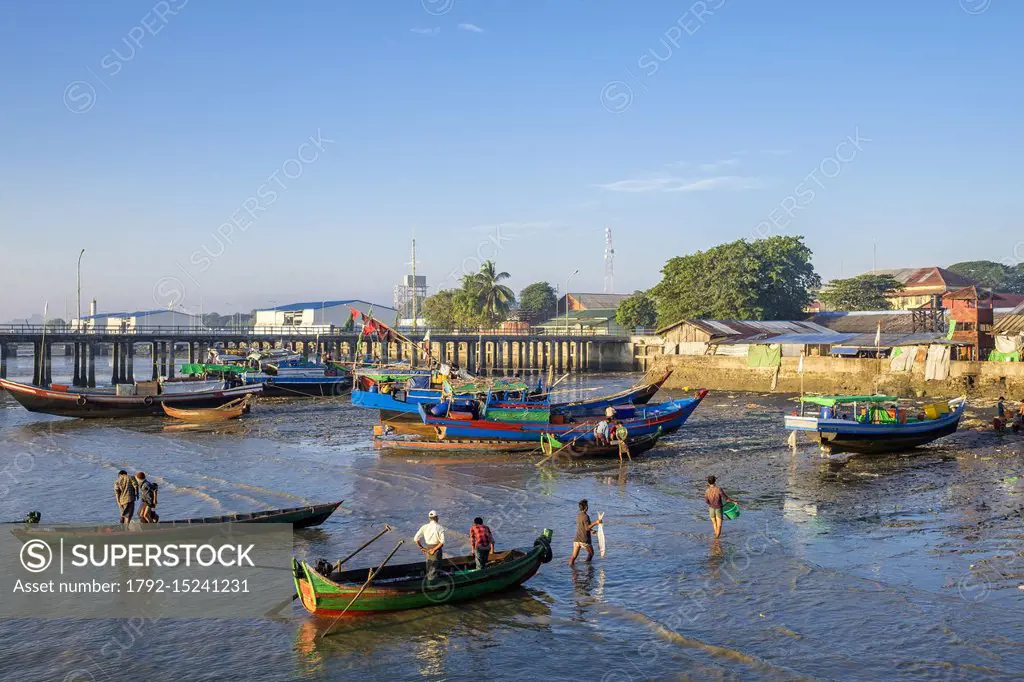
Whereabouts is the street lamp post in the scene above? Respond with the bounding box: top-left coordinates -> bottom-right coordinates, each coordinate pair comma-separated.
77,249 -> 85,330
564,268 -> 579,334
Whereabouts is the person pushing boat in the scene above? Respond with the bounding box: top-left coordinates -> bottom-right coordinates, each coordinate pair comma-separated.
414,510 -> 446,582
705,475 -> 733,539
136,471 -> 159,523
469,516 -> 494,570
569,499 -> 602,567
613,420 -> 632,463
594,417 -> 611,445
114,470 -> 137,525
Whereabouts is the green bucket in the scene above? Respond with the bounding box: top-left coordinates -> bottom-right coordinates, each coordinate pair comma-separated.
722,501 -> 740,520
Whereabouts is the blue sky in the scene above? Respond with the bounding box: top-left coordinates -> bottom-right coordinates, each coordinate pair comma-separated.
1,0 -> 1021,320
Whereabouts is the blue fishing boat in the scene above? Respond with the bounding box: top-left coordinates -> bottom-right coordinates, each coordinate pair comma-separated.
242,366 -> 352,397
417,390 -> 707,442
352,370 -> 673,419
784,394 -> 967,454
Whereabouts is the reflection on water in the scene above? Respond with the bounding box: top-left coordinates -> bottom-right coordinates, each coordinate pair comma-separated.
1,362 -> 1023,680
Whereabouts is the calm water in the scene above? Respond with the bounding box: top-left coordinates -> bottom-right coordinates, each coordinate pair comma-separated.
0,356 -> 1022,682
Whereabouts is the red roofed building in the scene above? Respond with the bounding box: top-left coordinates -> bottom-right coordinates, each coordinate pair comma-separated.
872,267 -> 977,309
942,286 -> 995,361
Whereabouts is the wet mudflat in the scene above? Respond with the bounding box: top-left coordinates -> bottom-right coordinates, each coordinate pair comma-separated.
0,358 -> 1021,681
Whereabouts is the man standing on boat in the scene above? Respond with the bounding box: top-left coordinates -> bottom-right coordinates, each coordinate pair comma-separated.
469,517 -> 494,570
414,510 -> 446,582
705,475 -> 733,539
136,471 -> 159,523
114,470 -> 137,525
569,499 -> 602,567
605,405 -> 617,420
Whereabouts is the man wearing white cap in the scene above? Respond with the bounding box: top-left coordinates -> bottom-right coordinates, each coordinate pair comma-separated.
414,510 -> 446,582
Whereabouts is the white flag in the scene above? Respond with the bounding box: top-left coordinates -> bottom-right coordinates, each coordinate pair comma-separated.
797,353 -> 804,375
874,322 -> 881,348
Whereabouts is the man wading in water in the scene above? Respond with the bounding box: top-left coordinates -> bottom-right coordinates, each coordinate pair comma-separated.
114,470 -> 137,525
705,475 -> 733,539
136,472 -> 159,523
569,499 -> 602,566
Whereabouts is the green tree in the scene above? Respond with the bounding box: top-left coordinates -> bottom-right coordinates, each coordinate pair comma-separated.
616,290 -> 657,329
422,289 -> 485,330
947,260 -> 1024,294
422,290 -> 459,329
45,318 -> 67,331
518,281 -> 557,323
466,260 -> 515,326
650,236 -> 820,325
818,274 -> 903,311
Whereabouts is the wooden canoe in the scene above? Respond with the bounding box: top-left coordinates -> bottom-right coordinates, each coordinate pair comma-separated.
11,500 -> 343,542
374,437 -> 540,453
0,378 -> 262,419
293,530 -> 553,616
541,432 -> 662,459
162,396 -> 252,422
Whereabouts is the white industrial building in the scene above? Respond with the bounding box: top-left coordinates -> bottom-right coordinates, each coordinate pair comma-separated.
72,309 -> 204,332
253,300 -> 397,333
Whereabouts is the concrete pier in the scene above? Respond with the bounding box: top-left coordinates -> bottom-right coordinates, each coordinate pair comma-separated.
87,344 -> 96,387
0,329 -> 639,384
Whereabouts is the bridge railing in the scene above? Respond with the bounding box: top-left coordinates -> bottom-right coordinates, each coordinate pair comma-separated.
0,324 -> 633,338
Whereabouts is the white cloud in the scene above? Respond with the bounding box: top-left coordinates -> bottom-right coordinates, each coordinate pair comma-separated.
598,175 -> 760,193
410,27 -> 441,36
458,23 -> 485,33
698,158 -> 740,172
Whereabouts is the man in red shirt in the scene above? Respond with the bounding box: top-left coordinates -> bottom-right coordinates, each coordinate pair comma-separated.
469,517 -> 494,570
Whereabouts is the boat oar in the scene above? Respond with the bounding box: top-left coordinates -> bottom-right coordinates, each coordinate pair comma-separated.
333,524 -> 392,573
319,539 -> 404,639
549,373 -> 570,390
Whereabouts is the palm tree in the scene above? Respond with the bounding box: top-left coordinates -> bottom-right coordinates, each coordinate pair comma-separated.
467,260 -> 515,326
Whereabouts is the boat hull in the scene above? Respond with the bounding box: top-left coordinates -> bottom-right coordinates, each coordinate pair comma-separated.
11,501 -> 343,543
557,433 -> 661,459
785,398 -> 966,454
249,376 -> 353,397
351,370 -> 672,417
418,392 -> 707,442
0,379 -> 262,419
293,533 -> 552,616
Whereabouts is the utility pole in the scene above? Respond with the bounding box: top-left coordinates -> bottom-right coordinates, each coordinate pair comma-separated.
565,268 -> 579,334
77,248 -> 85,329
411,236 -> 418,332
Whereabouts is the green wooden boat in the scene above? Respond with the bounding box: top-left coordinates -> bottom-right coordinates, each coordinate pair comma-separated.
293,529 -> 553,616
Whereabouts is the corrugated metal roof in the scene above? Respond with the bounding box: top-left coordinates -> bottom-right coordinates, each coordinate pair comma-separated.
679,319 -> 833,339
994,300 -> 1024,334
835,331 -> 962,348
760,332 -> 857,345
261,299 -> 388,312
